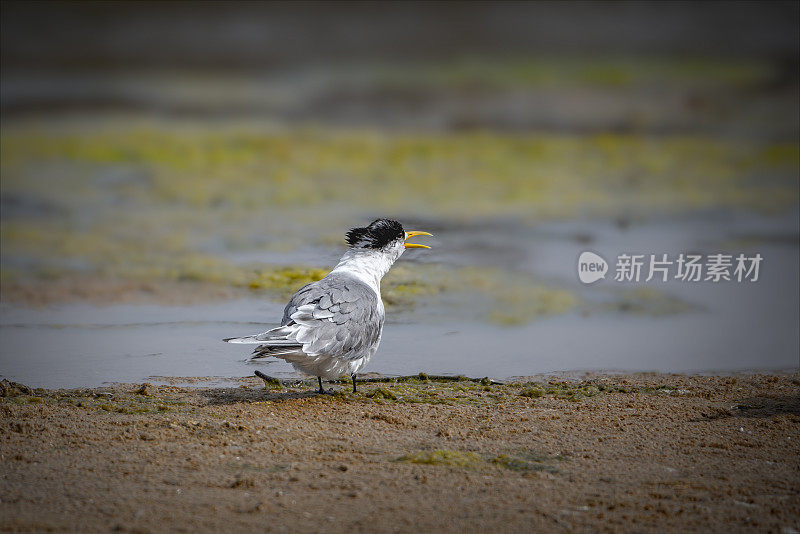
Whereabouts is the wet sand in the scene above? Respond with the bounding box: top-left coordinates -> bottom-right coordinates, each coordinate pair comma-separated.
1,373 -> 798,532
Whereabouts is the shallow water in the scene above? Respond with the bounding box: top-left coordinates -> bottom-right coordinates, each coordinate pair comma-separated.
1,211 -> 797,388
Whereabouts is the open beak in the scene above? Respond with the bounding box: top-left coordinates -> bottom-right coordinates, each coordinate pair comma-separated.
404,231 -> 432,249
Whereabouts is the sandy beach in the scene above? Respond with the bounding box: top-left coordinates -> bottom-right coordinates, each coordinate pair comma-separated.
2,373 -> 798,533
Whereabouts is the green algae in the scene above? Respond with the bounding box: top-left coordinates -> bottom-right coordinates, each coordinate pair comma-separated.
365,388 -> 398,401
383,264 -> 580,324
323,375 -> 684,405
327,379 -> 507,406
517,381 -> 604,402
245,266 -> 329,295
519,385 -> 545,398
605,287 -> 695,317
56,391 -> 188,415
398,450 -> 483,469
2,122 -> 797,322
367,56 -> 778,91
490,452 -> 561,474
366,388 -> 397,400
3,127 -> 796,222
1,217 -> 579,324
397,448 -> 563,473
487,283 -> 577,325
5,127 -> 796,221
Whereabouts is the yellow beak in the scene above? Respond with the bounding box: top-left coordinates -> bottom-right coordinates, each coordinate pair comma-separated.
404,231 -> 432,249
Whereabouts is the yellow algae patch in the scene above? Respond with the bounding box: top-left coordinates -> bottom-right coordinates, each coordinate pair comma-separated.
2,127 -> 797,219
244,266 -> 328,294
488,284 -> 577,326
605,287 -> 694,317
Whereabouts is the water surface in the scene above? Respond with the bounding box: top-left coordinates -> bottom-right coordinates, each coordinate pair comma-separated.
2,212 -> 796,388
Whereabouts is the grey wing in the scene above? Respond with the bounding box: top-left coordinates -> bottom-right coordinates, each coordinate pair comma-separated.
280,273 -> 384,360
281,281 -> 318,326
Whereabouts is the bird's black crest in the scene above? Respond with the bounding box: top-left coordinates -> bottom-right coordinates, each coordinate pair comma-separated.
346,219 -> 405,249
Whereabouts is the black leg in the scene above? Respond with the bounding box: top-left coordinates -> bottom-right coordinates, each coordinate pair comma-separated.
351,373 -> 357,393
317,376 -> 325,394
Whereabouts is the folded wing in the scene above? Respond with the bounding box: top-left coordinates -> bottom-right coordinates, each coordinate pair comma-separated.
223,273 -> 383,363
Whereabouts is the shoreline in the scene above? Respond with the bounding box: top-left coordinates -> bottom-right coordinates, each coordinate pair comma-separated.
4,367 -> 799,391
2,372 -> 798,532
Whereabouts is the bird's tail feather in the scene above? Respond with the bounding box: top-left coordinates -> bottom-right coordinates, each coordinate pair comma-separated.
223,326 -> 294,344
251,345 -> 304,359
225,326 -> 305,361
223,335 -> 298,345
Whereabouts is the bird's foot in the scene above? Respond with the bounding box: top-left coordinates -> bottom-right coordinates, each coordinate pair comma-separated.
317,377 -> 334,395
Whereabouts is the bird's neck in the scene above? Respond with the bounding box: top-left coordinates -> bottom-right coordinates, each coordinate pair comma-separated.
330,249 -> 395,295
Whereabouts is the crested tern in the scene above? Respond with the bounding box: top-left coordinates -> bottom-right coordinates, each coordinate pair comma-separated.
224,219 -> 431,393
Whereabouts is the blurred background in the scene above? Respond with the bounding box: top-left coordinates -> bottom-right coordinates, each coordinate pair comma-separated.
1,1 -> 798,387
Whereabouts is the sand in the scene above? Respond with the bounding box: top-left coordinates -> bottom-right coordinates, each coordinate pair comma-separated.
1,373 -> 799,533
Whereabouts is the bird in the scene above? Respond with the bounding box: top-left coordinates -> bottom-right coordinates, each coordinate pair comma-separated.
223,218 -> 431,394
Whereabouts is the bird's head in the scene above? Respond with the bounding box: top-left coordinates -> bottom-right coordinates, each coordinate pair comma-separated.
345,218 -> 431,263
